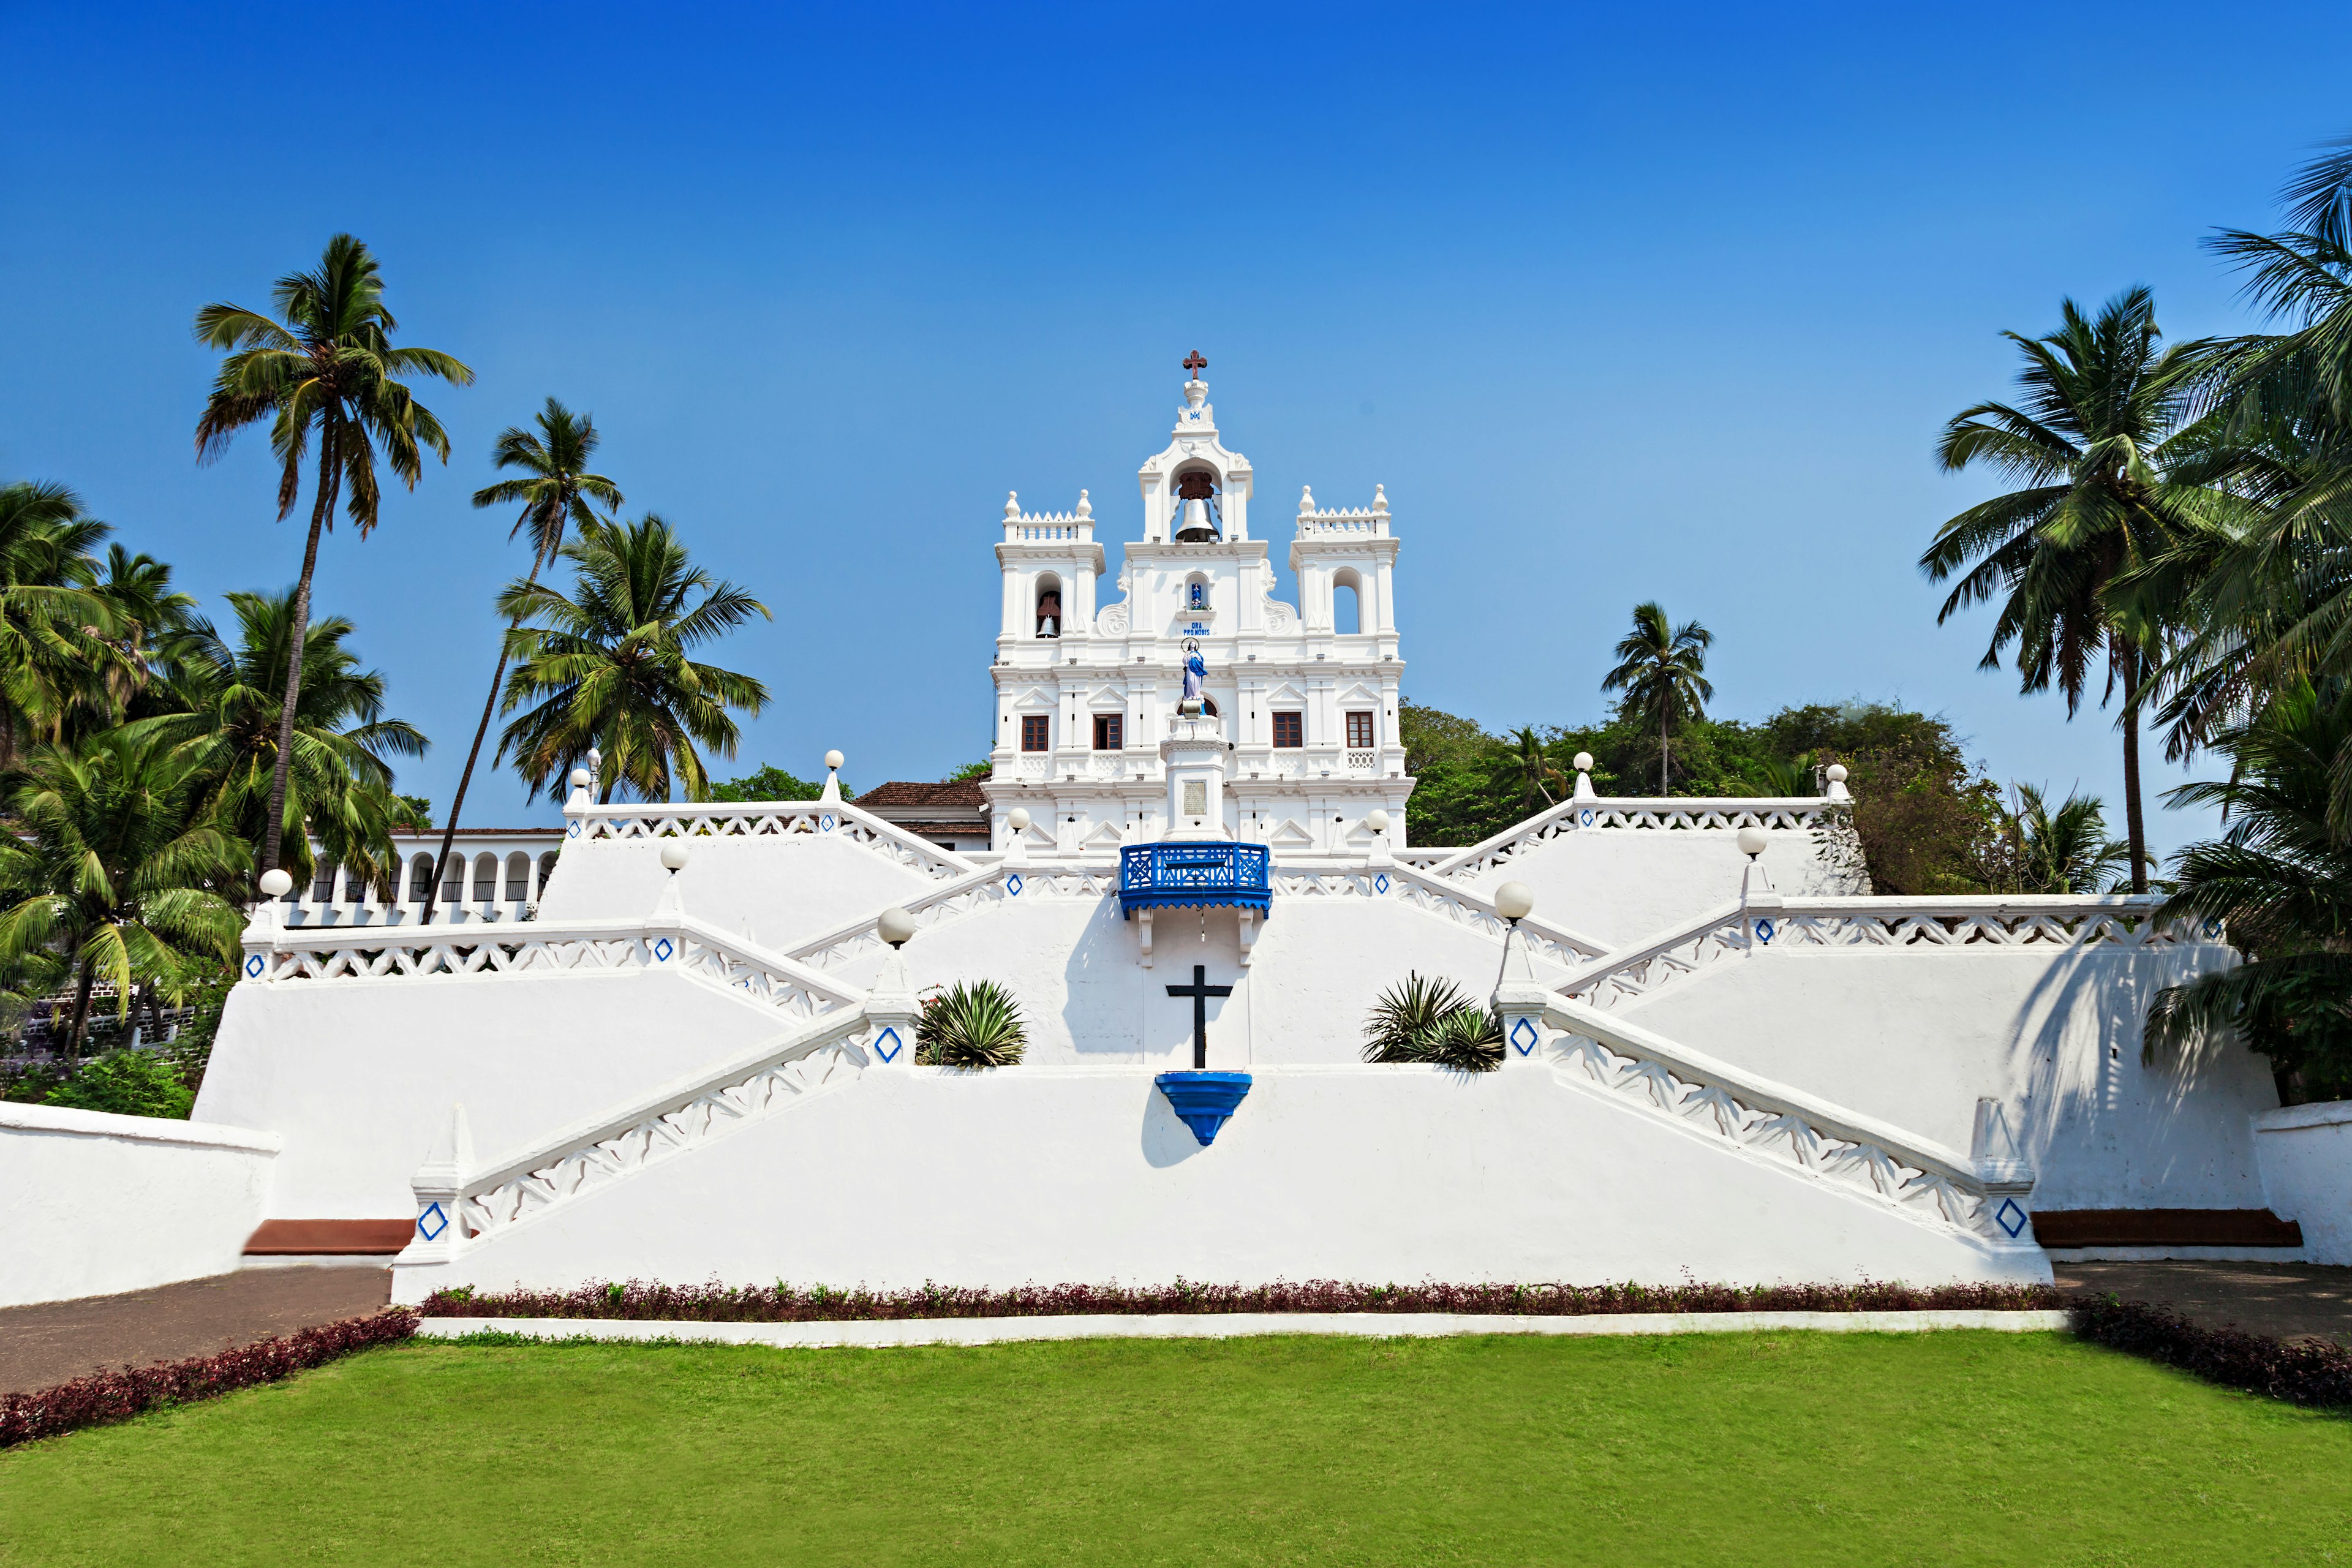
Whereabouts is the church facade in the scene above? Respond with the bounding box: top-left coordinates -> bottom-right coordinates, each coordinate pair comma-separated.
984,371 -> 1411,858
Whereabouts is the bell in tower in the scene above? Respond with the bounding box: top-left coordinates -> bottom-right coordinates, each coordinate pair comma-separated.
1174,469 -> 1222,543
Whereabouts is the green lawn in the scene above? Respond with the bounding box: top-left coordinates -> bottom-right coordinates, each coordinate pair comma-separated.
1,1331 -> 2344,1566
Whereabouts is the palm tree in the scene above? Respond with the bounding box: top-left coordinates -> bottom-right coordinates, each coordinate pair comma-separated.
0,481 -> 130,761
2146,680 -> 2352,1100
496,514 -> 771,803
77,544 -> 198,726
0,729 -> 247,1054
1507,725 -> 1562,809
192,234 -> 471,878
1600,601 -> 1713,793
422,400 -> 622,923
125,590 -> 426,900
1923,287 -> 2216,893
2010,784 -> 2134,894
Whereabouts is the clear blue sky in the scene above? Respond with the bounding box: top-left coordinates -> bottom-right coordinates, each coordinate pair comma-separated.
4,2 -> 2346,854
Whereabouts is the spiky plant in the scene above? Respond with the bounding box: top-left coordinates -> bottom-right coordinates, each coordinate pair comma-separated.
915,980 -> 1027,1068
1362,972 -> 1502,1072
1363,971 -> 1470,1062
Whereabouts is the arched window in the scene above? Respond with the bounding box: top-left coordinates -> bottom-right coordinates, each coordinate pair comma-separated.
505,853 -> 532,902
537,852 -> 560,897
439,854 -> 464,903
409,854 -> 435,903
1035,574 -> 1063,639
344,865 -> 368,905
1333,568 -> 1363,635
310,863 -> 336,904
473,853 -> 499,906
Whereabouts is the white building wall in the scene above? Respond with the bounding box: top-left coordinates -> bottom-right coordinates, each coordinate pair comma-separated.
0,1103 -> 279,1307
194,971 -> 796,1220
536,836 -> 939,953
1623,944 -> 2278,1212
1463,828 -> 1853,949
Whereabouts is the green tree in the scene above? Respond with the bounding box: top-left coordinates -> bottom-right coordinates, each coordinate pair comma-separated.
44,1049 -> 194,1120
1924,287 -> 2218,893
0,481 -> 130,760
2146,680 -> 2352,1100
193,233 -> 472,877
1600,601 -> 1714,793
125,590 -> 426,899
707,764 -> 826,802
424,400 -> 622,922
2010,784 -> 2133,895
1506,725 -> 1562,810
0,729 -> 247,1054
497,514 -> 771,802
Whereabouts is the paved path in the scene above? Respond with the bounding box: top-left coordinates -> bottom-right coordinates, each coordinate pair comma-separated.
2056,1260 -> 2352,1347
0,1268 -> 390,1395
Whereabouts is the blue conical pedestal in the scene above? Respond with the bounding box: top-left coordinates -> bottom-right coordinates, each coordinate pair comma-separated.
1155,1071 -> 1253,1146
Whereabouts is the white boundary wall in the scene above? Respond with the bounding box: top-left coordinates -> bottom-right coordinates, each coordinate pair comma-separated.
2255,1101 -> 2352,1264
0,1103 -> 279,1308
391,1065 -> 2051,1303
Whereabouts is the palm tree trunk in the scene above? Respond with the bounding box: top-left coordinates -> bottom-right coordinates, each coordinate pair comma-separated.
64,955 -> 97,1057
2120,650 -> 2149,895
422,603 -> 532,925
260,431 -> 339,879
1660,704 -> 1669,795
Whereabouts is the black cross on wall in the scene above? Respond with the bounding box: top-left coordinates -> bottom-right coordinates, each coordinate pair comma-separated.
1166,964 -> 1232,1070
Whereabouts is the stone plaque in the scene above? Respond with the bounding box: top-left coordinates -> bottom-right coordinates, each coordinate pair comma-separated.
1182,780 -> 1207,816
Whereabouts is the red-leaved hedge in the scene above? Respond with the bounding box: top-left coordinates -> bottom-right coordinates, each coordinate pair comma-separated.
2068,1295 -> 2352,1408
421,1277 -> 2062,1322
0,1306 -> 418,1449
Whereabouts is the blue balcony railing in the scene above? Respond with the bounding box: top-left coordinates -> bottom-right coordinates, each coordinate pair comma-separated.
1118,842 -> 1271,919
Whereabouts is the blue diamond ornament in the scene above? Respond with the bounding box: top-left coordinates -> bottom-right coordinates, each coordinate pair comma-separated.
244,954 -> 265,979
1995,1198 -> 2028,1239
1006,873 -> 1023,896
652,937 -> 674,962
417,1201 -> 448,1242
1755,919 -> 1775,944
1373,873 -> 1390,895
1509,1017 -> 1539,1056
875,1025 -> 903,1063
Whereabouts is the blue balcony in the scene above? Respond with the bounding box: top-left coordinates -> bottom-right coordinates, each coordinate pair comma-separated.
1118,842 -> 1271,919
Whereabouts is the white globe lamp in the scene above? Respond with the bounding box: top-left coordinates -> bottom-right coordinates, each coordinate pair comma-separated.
1365,809 -> 1390,834
824,750 -> 845,771
1008,807 -> 1031,833
659,841 -> 691,873
1736,826 -> 1768,861
1494,880 -> 1535,925
257,869 -> 293,899
876,906 -> 918,949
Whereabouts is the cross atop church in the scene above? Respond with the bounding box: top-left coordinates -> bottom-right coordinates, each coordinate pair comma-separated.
1166,963 -> 1232,1069
1182,350 -> 1207,378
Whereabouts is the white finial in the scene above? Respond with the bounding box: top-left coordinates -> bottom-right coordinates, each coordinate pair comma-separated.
1572,752 -> 1597,803
1075,489 -> 1091,518
1825,763 -> 1851,803
1299,486 -> 1314,514
1373,484 -> 1389,514
1004,491 -> 1020,520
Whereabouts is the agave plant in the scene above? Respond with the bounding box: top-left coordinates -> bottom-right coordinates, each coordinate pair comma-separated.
915,979 -> 1027,1068
1362,972 -> 1502,1072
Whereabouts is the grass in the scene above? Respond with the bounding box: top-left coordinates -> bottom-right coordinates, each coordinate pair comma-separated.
1,1331 -> 2345,1566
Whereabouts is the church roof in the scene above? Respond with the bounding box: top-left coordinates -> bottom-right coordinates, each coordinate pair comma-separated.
851,780 -> 987,827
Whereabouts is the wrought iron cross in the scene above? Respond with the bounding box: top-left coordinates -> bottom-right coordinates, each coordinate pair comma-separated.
1166,963 -> 1232,1070
1182,350 -> 1207,377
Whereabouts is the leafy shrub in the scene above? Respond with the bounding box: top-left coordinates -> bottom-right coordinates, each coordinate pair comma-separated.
915,980 -> 1026,1068
420,1277 -> 2060,1323
2068,1295 -> 2352,1408
1362,972 -> 1502,1072
0,1308 -> 418,1448
43,1049 -> 194,1119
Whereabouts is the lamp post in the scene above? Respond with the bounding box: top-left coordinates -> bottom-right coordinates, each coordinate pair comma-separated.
870,904 -> 919,1067
1737,825 -> 1780,952
1490,880 -> 1548,1067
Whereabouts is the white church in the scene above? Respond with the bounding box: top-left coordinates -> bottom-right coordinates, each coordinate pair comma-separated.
7,364 -> 2343,1312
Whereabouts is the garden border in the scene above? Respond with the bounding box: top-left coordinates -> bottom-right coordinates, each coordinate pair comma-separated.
418,1309 -> 2072,1348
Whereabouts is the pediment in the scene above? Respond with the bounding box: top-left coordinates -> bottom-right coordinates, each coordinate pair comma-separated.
1267,820 -> 1314,846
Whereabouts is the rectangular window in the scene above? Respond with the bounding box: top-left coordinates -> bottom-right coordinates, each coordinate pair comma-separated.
1021,715 -> 1050,752
1346,710 -> 1375,749
1272,712 -> 1304,749
1093,714 -> 1123,750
